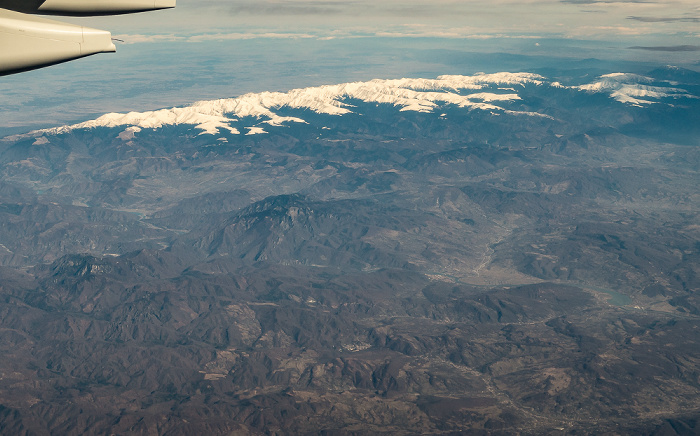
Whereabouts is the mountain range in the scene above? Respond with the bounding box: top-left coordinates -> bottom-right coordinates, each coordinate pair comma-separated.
0,66 -> 698,434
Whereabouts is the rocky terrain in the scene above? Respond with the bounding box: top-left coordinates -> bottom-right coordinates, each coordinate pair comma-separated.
0,66 -> 698,434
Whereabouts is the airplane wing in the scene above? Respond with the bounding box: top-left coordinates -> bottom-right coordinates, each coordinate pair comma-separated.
0,8 -> 117,75
0,0 -> 175,76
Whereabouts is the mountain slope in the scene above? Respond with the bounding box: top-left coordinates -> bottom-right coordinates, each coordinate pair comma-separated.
0,66 -> 698,435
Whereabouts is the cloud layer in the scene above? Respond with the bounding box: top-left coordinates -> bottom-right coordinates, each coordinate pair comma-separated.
629,45 -> 700,52
93,0 -> 700,43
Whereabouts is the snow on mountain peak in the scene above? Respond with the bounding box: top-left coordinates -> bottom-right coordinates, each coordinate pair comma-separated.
11,71 -> 691,139
17,73 -> 547,138
575,73 -> 692,106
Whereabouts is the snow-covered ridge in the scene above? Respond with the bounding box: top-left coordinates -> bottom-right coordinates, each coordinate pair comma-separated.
12,73 -> 545,138
574,73 -> 693,106
10,71 -> 693,139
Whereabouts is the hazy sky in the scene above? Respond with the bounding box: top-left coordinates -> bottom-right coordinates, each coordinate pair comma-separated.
1,0 -> 698,135
83,0 -> 699,45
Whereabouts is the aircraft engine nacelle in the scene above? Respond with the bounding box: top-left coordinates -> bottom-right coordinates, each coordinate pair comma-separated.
0,9 -> 116,75
38,0 -> 175,15
0,0 -> 174,75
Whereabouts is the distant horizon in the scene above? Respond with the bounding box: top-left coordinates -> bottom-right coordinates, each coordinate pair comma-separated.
1,38 -> 697,137
1,0 -> 698,134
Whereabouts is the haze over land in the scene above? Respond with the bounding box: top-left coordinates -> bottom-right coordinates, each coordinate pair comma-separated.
0,66 -> 699,434
1,0 -> 700,434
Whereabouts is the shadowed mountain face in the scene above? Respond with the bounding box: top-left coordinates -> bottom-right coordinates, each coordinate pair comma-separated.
0,68 -> 699,434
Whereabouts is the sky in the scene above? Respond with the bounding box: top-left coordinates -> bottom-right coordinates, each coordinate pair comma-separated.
0,0 -> 698,135
91,0 -> 700,45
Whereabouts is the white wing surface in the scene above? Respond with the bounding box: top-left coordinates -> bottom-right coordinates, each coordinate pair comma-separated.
0,0 -> 174,75
0,8 -> 115,75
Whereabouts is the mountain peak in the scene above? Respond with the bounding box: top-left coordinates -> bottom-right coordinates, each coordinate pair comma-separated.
12,73 -> 549,138
7,71 -> 695,141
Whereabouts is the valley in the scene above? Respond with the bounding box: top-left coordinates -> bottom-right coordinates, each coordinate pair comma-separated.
0,68 -> 698,434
